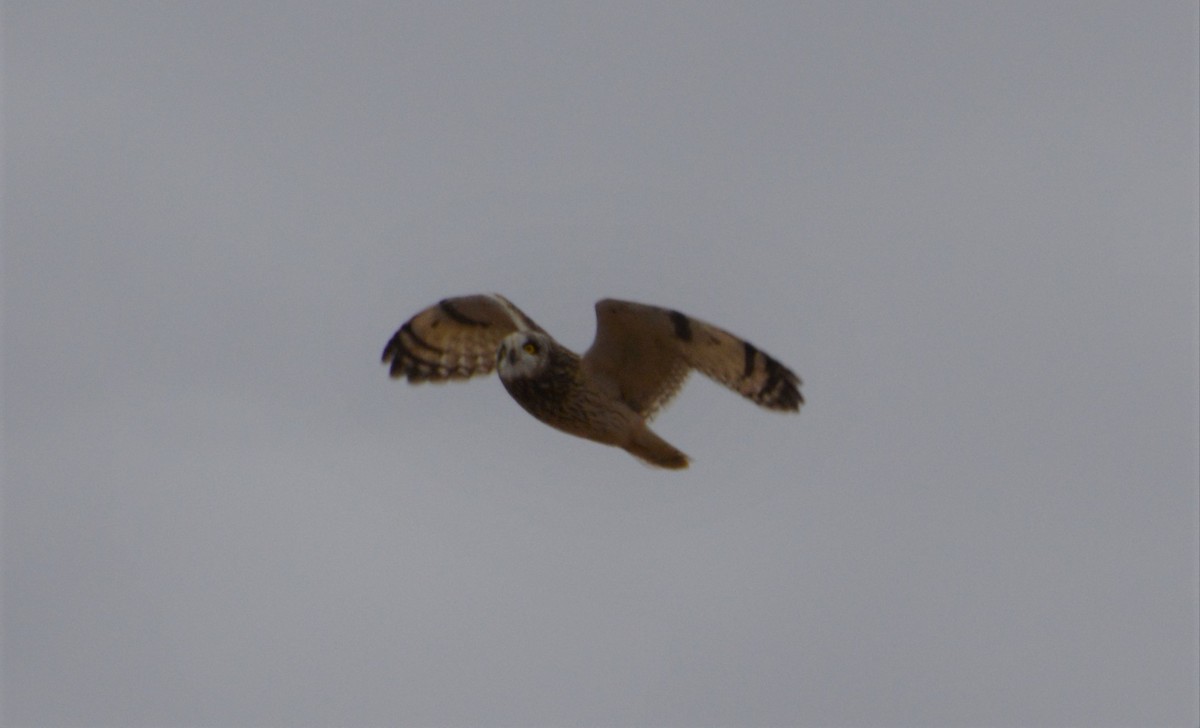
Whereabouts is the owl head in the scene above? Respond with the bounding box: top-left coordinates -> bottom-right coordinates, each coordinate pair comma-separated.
497,331 -> 554,381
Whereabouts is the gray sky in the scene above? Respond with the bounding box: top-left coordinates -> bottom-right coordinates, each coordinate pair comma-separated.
4,2 -> 1198,726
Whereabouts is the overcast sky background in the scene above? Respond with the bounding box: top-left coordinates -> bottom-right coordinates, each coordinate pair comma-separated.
4,2 -> 1198,726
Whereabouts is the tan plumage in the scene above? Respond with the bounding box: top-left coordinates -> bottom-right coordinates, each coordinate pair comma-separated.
382,295 -> 802,469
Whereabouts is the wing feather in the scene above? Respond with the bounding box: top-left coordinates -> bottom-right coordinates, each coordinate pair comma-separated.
583,299 -> 802,417
382,294 -> 542,382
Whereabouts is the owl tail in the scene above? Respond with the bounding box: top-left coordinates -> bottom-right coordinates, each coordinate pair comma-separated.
624,424 -> 690,470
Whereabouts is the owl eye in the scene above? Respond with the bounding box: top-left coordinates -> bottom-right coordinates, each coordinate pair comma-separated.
523,341 -> 538,355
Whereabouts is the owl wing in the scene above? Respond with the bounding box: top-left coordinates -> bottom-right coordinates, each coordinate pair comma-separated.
582,299 -> 803,419
382,294 -> 544,382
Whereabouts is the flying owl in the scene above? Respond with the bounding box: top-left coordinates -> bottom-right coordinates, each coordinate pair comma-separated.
382,295 -> 802,469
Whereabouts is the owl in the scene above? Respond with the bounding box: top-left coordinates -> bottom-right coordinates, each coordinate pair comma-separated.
382,295 -> 802,469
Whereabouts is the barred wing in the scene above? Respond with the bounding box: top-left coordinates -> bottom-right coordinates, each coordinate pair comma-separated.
584,299 -> 802,418
382,294 -> 543,382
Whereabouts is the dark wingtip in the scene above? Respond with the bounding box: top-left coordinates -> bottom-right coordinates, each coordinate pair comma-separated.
759,354 -> 803,412
382,322 -> 452,383
776,381 -> 804,411
381,333 -> 402,369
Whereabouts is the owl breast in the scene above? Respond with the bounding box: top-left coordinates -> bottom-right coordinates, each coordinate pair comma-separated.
500,347 -> 633,447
